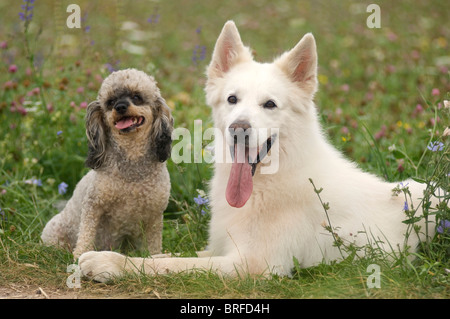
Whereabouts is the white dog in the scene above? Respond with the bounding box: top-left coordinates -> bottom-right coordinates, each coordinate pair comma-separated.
79,21 -> 436,282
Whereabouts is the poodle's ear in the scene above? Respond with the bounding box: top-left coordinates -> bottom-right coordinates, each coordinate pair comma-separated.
85,100 -> 109,169
150,97 -> 173,162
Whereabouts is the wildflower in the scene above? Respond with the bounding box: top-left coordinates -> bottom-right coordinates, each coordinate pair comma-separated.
8,65 -> 17,73
147,13 -> 160,24
397,159 -> 405,173
19,0 -> 35,22
57,130 -> 63,136
0,41 -> 7,49
79,101 -> 88,109
444,100 -> 449,109
192,45 -> 206,65
437,220 -> 450,234
431,88 -> 440,96
398,182 -> 409,190
443,127 -> 450,137
0,208 -> 6,222
25,178 -> 42,186
374,125 -> 387,140
427,141 -> 444,152
340,84 -> 349,92
403,201 -> 409,211
193,195 -> 209,206
58,182 -> 68,195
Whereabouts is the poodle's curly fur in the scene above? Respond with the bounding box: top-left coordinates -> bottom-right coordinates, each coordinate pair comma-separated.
41,68 -> 173,258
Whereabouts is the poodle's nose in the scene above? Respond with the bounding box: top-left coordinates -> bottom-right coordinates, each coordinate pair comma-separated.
114,100 -> 129,114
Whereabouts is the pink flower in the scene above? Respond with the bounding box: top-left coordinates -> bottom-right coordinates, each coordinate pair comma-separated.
79,101 -> 88,109
27,87 -> 40,96
0,41 -> 7,49
76,87 -> 84,94
70,101 -> 76,108
340,84 -> 349,92
4,81 -> 14,90
8,64 -> 17,73
17,105 -> 27,116
431,88 -> 440,96
374,125 -> 387,140
410,50 -> 420,60
387,31 -> 398,42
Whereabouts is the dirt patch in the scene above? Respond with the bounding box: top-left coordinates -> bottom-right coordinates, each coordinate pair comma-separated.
0,284 -> 86,299
0,283 -> 161,299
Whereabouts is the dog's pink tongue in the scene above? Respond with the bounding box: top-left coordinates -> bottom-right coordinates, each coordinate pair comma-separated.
115,118 -> 134,130
226,146 -> 253,208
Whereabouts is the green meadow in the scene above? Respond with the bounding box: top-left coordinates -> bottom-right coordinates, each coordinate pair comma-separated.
0,0 -> 448,299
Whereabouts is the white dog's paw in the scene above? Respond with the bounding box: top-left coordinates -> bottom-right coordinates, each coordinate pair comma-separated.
78,251 -> 125,283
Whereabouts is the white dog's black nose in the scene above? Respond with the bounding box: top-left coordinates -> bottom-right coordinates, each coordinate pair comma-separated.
229,120 -> 252,145
114,100 -> 129,114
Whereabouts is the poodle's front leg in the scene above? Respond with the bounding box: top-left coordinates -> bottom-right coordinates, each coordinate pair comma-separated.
73,205 -> 102,259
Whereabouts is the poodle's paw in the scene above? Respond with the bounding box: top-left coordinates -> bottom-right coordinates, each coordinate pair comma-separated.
78,251 -> 125,283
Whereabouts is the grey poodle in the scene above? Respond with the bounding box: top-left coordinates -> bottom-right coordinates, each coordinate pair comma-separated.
41,68 -> 173,259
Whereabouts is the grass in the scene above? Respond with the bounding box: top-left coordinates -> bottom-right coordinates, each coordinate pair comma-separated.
0,0 -> 449,299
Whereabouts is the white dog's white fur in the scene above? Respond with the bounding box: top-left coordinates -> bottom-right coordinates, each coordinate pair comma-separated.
79,21 -> 436,282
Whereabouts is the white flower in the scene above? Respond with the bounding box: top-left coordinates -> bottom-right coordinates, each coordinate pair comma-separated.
443,127 -> 450,137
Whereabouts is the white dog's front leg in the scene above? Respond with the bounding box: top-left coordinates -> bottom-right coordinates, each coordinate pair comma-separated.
79,251 -> 242,283
79,251 -> 127,283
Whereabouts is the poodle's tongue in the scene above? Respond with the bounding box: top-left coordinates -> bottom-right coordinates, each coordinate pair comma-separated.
115,118 -> 134,130
226,145 -> 253,208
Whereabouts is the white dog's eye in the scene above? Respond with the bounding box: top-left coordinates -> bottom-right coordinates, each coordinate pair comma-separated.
227,95 -> 238,105
263,100 -> 277,109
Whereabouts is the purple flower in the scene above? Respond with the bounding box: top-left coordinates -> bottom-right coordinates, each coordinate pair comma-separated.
0,208 -> 6,222
437,220 -> 450,234
403,201 -> 409,211
58,182 -> 68,195
57,130 -> 63,136
147,14 -> 160,24
192,45 -> 206,65
194,195 -> 208,206
25,178 -> 42,186
19,0 -> 35,22
427,141 -> 444,152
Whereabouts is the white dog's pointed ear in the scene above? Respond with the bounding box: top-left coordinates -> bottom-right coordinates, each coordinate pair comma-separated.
275,33 -> 318,96
207,21 -> 253,79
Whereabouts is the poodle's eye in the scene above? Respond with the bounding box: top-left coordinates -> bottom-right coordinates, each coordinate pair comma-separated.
132,94 -> 142,104
263,100 -> 277,109
227,95 -> 238,105
107,98 -> 116,108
